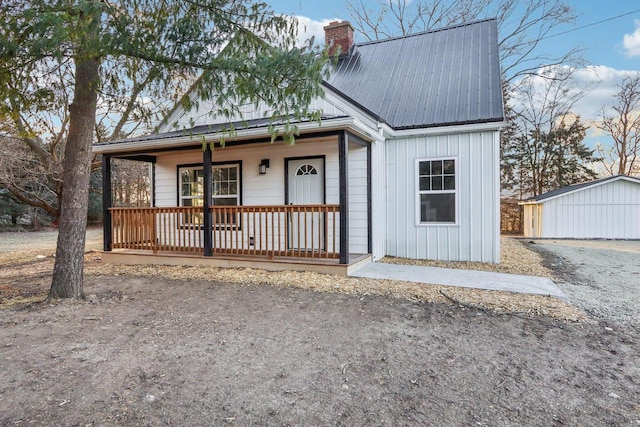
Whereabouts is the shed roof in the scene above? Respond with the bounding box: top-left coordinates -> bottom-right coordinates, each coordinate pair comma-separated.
521,175 -> 640,204
325,19 -> 504,130
95,114 -> 347,146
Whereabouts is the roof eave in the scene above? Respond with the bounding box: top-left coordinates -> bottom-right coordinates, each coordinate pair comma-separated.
386,120 -> 506,138
520,175 -> 640,204
92,117 -> 374,155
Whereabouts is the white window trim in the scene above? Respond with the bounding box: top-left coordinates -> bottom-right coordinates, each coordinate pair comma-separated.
415,156 -> 459,227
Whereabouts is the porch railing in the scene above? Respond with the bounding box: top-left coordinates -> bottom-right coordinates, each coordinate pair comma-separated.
109,205 -> 340,259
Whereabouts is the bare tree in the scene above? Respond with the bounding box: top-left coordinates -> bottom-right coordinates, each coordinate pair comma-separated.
111,159 -> 151,207
0,57 -> 183,220
596,74 -> 640,176
345,0 -> 583,82
502,66 -> 599,197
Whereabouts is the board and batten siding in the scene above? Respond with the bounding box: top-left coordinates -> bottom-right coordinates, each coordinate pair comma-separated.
537,179 -> 640,239
385,130 -> 500,263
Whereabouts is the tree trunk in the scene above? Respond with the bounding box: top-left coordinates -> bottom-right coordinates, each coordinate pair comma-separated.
48,57 -> 99,300
618,142 -> 626,175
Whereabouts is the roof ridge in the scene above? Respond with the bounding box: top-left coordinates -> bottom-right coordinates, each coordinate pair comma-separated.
354,18 -> 497,47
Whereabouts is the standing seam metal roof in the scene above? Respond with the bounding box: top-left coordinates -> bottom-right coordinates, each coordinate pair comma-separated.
325,19 -> 504,130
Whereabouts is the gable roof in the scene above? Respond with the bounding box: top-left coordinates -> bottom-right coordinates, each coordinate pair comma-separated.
95,19 -> 504,153
324,19 -> 504,130
521,175 -> 640,204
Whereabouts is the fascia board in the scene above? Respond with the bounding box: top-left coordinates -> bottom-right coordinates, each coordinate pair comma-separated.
386,121 -> 506,139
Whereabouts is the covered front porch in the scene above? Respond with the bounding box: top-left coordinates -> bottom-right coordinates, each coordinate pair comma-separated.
97,120 -> 375,274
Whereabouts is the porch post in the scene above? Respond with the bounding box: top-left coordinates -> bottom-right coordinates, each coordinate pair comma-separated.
339,131 -> 349,264
101,154 -> 112,251
203,145 -> 213,256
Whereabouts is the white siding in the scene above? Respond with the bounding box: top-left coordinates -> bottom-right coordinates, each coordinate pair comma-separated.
155,139 -> 340,207
154,136 -> 371,254
348,142 -> 369,255
385,130 -> 501,262
538,179 -> 640,239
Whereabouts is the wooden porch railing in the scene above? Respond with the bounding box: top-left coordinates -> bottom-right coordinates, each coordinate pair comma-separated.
109,205 -> 340,259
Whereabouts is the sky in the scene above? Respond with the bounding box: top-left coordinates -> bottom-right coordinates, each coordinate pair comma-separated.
266,0 -> 640,154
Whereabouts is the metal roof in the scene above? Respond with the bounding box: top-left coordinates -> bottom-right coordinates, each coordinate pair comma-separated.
325,19 -> 504,129
96,19 -> 503,151
95,114 -> 348,146
523,175 -> 640,203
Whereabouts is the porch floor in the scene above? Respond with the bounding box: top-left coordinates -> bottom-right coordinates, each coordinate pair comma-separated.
100,250 -> 372,276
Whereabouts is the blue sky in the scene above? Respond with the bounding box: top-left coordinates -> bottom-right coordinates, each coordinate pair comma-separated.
266,0 -> 640,158
268,0 -> 640,69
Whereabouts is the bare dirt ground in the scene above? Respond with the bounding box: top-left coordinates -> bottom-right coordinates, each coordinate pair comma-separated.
0,231 -> 639,426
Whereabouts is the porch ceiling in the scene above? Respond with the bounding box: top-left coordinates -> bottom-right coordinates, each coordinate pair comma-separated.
93,115 -> 375,156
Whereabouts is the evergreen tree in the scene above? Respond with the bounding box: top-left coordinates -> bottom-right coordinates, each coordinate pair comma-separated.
0,0 -> 327,299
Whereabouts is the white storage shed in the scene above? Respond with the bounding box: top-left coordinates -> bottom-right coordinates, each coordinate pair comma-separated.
520,175 -> 640,239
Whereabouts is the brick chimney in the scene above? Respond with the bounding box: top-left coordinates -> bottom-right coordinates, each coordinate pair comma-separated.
324,20 -> 354,56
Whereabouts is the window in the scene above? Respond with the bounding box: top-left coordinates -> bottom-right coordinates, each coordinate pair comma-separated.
296,164 -> 318,176
417,158 -> 456,224
179,163 -> 241,226
211,165 -> 239,207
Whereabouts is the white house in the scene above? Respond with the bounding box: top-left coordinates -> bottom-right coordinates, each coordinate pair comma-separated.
520,175 -> 640,239
93,19 -> 505,273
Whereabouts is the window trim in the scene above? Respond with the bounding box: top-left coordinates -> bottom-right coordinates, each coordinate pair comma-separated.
415,157 -> 458,226
177,161 -> 243,228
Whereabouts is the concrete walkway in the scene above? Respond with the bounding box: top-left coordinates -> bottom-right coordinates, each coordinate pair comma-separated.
350,262 -> 566,299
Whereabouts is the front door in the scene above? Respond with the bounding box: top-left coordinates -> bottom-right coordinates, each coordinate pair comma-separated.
287,158 -> 324,251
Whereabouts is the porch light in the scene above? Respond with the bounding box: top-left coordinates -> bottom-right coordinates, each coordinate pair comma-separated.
259,158 -> 270,175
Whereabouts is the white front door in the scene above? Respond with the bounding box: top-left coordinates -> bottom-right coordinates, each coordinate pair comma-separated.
287,158 -> 324,251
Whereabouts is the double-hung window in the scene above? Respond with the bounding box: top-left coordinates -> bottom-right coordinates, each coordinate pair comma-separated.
417,158 -> 456,224
179,163 -> 241,226
211,165 -> 239,208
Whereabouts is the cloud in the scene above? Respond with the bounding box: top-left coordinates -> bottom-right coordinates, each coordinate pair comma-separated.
511,65 -> 640,124
574,66 -> 640,121
509,65 -> 640,153
623,20 -> 640,57
291,16 -> 340,47
570,66 -> 640,153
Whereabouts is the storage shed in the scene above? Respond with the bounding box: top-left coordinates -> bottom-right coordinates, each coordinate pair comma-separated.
520,175 -> 640,239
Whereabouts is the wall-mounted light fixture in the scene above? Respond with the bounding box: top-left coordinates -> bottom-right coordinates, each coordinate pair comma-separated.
259,158 -> 270,175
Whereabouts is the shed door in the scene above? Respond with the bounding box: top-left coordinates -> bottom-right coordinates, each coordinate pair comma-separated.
287,158 -> 324,251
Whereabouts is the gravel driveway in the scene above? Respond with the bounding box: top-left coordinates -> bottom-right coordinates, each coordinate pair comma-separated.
529,240 -> 640,328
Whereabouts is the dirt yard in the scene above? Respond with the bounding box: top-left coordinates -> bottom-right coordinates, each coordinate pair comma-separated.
0,231 -> 639,426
